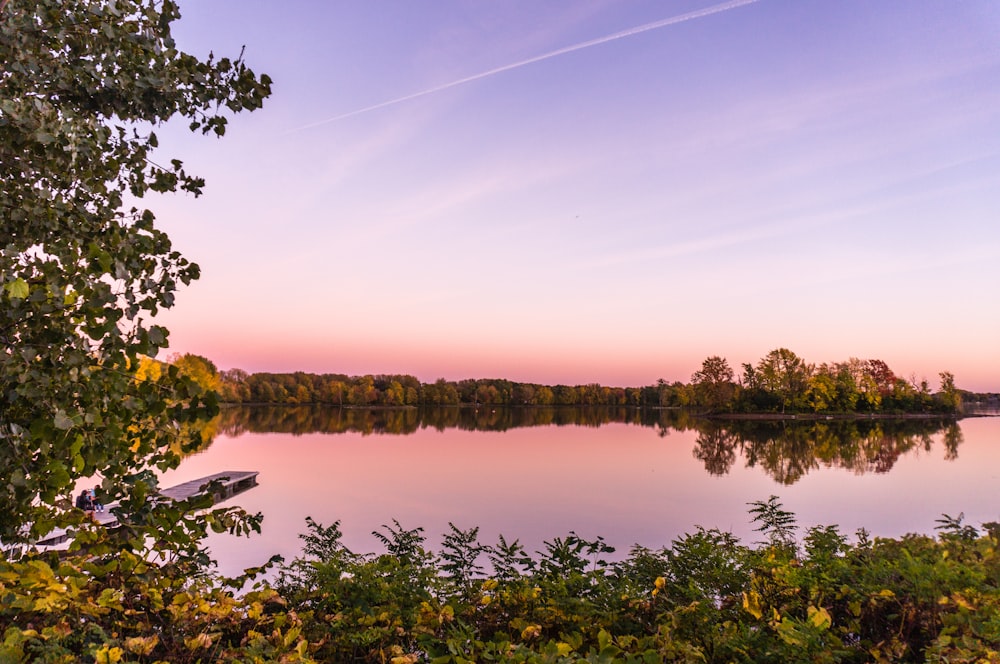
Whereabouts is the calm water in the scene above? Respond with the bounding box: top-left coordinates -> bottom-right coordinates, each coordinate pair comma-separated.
160,407 -> 1000,578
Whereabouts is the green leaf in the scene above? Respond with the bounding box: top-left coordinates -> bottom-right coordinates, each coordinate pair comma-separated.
53,411 -> 74,431
0,0 -> 266,568
5,278 -> 29,299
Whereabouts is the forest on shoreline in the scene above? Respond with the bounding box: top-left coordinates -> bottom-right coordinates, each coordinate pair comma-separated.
162,348 -> 982,416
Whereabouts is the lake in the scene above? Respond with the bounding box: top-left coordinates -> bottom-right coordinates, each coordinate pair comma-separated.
159,406 -> 1000,579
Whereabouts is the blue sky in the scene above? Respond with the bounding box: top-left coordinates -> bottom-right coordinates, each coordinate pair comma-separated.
150,0 -> 1000,391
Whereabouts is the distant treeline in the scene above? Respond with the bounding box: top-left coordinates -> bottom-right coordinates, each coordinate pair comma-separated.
166,347 -> 969,415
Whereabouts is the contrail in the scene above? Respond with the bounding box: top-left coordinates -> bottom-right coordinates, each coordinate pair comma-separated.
296,0 -> 760,130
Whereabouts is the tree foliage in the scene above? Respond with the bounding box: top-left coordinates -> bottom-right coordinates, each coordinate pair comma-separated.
0,0 -> 270,548
213,351 -> 964,417
690,355 -> 736,411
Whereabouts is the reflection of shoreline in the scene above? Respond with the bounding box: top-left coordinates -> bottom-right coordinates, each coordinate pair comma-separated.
207,405 -> 963,486
708,412 -> 964,421
219,402 -> 986,421
693,417 -> 962,484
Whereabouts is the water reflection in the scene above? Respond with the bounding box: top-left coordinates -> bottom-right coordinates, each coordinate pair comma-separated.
166,407 -> 998,579
208,406 -> 962,485
214,404 -> 672,436
691,418 -> 962,483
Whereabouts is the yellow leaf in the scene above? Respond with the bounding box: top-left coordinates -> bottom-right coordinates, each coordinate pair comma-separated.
95,645 -> 124,664
808,606 -> 832,630
124,635 -> 159,656
877,589 -> 895,598
390,656 -> 419,664
283,625 -> 301,648
742,591 -> 763,619
521,625 -> 542,640
953,594 -> 974,610
184,633 -> 213,651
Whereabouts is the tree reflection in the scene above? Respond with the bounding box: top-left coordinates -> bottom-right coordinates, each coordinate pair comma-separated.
943,422 -> 964,461
691,425 -> 741,476
690,418 -> 959,483
213,405 -> 686,436
205,406 -> 962,484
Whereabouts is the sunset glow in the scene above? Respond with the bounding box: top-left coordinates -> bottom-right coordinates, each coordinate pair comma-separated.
153,1 -> 999,391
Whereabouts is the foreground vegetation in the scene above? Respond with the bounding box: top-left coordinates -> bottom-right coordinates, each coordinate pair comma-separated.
2,500 -> 1000,662
1,0 -> 270,551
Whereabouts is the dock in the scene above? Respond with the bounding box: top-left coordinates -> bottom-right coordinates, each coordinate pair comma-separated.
31,471 -> 259,548
159,470 -> 260,502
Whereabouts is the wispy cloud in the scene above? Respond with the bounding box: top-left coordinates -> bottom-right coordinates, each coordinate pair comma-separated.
293,0 -> 761,130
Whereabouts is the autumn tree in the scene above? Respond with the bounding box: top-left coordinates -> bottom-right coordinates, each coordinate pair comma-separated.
830,362 -> 861,411
219,367 -> 251,402
171,352 -> 222,394
691,355 -> 736,411
937,371 -> 962,413
0,0 -> 270,549
756,348 -> 811,413
803,373 -> 837,412
865,359 -> 897,396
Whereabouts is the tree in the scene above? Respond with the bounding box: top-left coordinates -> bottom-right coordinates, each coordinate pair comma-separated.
756,348 -> 811,413
691,355 -> 736,411
864,359 -> 897,396
171,352 -> 222,394
385,380 -> 405,405
0,0 -> 271,551
219,367 -> 251,402
803,373 -> 837,413
831,362 -> 860,412
937,371 -> 962,413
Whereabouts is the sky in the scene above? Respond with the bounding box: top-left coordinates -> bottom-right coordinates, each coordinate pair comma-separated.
149,0 -> 1000,392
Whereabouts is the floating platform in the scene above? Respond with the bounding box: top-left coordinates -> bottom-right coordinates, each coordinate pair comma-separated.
29,471 -> 259,548
159,470 -> 260,503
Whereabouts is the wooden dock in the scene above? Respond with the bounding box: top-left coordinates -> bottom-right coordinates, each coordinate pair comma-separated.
31,471 -> 259,548
159,470 -> 260,502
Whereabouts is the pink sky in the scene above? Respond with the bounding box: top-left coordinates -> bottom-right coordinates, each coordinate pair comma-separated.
150,1 -> 999,392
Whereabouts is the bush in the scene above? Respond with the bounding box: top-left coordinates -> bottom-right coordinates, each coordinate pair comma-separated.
3,501 -> 998,662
